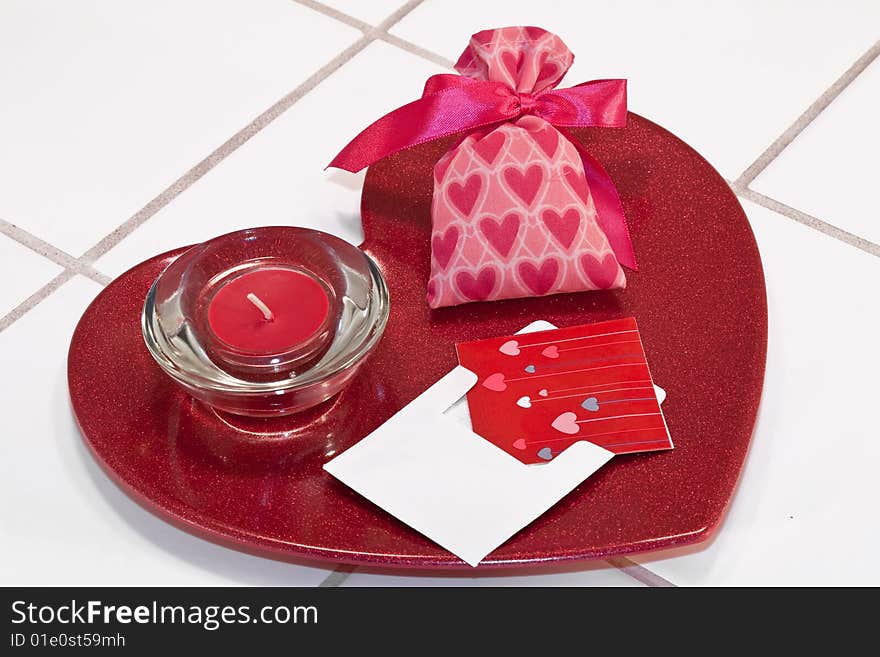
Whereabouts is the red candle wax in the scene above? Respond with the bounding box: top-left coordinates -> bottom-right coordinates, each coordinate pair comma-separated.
207,267 -> 330,354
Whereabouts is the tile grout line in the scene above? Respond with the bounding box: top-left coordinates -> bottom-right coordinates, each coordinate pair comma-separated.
737,186 -> 880,257
2,2 -> 864,581
293,0 -> 371,32
78,0 -> 429,268
77,38 -> 371,265
0,270 -> 77,334
0,218 -> 110,285
733,39 -> 880,189
293,0 -> 454,68
380,31 -> 454,68
317,563 -> 357,587
607,557 -> 677,587
0,0 -> 429,335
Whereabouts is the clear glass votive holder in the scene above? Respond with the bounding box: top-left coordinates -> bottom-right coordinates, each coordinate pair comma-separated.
142,226 -> 390,417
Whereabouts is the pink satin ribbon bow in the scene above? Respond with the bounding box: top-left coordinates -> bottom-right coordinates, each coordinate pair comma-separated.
329,72 -> 637,270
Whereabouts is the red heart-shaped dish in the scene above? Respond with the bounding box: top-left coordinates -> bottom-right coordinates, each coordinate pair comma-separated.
69,113 -> 766,568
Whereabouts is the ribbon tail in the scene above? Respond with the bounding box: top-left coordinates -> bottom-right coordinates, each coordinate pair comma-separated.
328,80 -> 514,173
559,128 -> 638,271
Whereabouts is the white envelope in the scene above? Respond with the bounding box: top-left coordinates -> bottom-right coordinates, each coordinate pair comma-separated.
324,321 -> 648,566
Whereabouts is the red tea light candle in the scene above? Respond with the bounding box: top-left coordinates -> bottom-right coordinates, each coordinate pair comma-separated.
207,267 -> 330,355
142,226 -> 389,417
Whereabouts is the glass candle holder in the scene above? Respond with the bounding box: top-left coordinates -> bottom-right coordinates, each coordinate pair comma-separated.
142,226 -> 389,417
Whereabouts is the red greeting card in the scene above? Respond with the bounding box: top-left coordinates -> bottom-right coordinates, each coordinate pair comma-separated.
455,318 -> 673,464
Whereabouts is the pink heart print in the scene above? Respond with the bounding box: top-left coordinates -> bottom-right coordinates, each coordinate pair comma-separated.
426,27 -> 625,308
551,412 -> 580,435
479,213 -> 520,258
447,174 -> 482,217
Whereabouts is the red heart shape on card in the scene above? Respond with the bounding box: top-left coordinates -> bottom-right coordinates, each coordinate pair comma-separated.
482,372 -> 506,391
512,438 -> 527,450
474,131 -> 506,166
447,174 -> 481,217
541,207 -> 581,250
503,165 -> 544,207
431,226 -> 459,270
531,125 -> 559,158
542,345 -> 559,358
479,212 -> 520,258
580,253 -> 619,289
518,258 -> 559,296
562,165 -> 589,204
455,267 -> 496,301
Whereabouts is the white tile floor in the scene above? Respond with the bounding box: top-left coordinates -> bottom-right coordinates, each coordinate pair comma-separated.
632,201 -> 880,586
752,58 -> 880,246
94,40 -> 446,276
0,276 -> 332,585
392,0 -> 880,179
1,0 -> 877,586
0,0 -> 360,255
0,235 -> 62,317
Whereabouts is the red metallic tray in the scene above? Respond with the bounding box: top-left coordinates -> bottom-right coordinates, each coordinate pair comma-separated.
68,113 -> 766,569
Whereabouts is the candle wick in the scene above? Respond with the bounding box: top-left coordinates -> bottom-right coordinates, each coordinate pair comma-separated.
246,292 -> 275,322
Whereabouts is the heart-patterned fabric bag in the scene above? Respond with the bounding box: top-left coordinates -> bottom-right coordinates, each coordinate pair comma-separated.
329,26 -> 635,308
427,29 -> 625,308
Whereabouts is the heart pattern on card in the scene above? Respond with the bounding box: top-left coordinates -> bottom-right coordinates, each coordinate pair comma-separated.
482,372 -> 506,392
581,397 -> 599,412
456,316 -> 673,465
499,340 -> 520,356
551,411 -> 579,435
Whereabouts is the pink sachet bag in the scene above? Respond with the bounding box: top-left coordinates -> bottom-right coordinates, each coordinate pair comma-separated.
330,27 -> 637,308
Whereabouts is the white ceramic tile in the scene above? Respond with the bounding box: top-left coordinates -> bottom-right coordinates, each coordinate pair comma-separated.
391,0 -> 880,178
632,200 -> 880,586
752,59 -> 880,245
0,277 -> 332,585
0,0 -> 360,256
317,0 -> 408,24
0,235 -> 62,316
342,564 -> 643,586
96,41 -> 447,276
